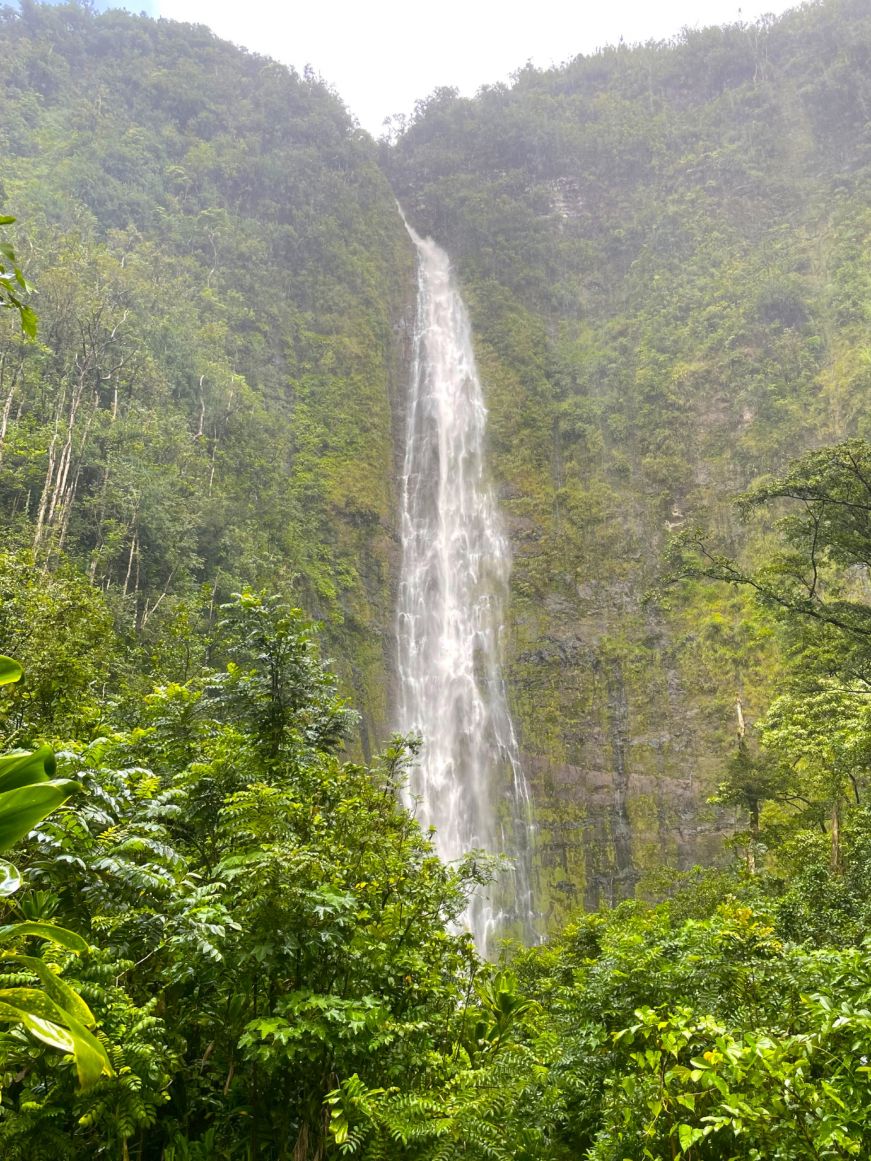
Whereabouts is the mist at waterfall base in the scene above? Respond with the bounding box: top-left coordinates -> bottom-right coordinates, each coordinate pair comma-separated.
395,220 -> 537,955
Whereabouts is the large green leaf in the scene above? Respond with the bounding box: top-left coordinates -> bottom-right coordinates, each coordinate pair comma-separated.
17,305 -> 37,341
0,987 -> 68,1021
0,859 -> 21,897
0,992 -> 112,1086
0,657 -> 22,687
61,1010 -> 113,1087
8,954 -> 96,1027
0,745 -> 57,794
0,779 -> 77,850
0,922 -> 89,952
15,1014 -> 76,1054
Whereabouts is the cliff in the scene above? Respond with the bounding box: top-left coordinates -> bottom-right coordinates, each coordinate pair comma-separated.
386,0 -> 871,918
3,0 -> 871,929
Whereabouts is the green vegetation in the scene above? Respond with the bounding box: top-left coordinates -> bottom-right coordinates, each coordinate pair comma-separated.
0,655 -> 112,1092
2,0 -> 871,1154
317,435 -> 871,1158
4,0 -> 871,917
0,216 -> 37,338
0,592 -> 480,1158
387,0 -> 871,916
0,0 -> 413,758
2,566 -> 871,1156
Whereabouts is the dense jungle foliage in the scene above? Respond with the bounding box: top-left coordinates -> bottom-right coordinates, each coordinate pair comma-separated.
5,525 -> 871,1159
0,0 -> 413,758
3,0 -> 871,1156
388,0 -> 871,913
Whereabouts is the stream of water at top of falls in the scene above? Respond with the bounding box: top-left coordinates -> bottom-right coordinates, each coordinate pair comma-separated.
395,219 -> 537,954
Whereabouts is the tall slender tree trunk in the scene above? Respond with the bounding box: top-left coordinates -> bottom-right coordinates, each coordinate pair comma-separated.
747,799 -> 759,875
830,797 -> 842,874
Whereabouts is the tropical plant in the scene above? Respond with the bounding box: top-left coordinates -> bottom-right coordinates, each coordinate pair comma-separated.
0,655 -> 111,1088
0,216 -> 36,339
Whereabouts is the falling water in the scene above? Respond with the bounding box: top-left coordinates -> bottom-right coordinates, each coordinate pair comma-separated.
396,220 -> 536,953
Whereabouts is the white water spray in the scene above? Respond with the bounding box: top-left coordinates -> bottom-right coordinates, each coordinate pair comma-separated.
396,221 -> 536,953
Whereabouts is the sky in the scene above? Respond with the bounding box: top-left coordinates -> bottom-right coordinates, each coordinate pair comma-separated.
106,0 -> 803,135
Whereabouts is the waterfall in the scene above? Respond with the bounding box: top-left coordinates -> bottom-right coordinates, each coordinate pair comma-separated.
396,220 -> 536,953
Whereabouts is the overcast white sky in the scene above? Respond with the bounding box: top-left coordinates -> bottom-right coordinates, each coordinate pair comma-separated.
153,0 -> 804,136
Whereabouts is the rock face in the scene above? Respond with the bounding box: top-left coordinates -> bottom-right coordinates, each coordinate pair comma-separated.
386,0 -> 871,927
5,0 -> 871,935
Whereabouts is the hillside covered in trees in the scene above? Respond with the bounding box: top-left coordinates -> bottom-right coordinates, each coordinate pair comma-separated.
2,0 -> 871,1155
388,0 -> 871,911
1,0 -> 413,755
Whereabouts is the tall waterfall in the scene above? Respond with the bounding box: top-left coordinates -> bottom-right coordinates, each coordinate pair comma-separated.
396,221 -> 536,953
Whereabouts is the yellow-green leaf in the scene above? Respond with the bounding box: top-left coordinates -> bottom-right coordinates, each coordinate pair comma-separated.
0,746 -> 56,793
0,658 -> 22,687
0,922 -> 89,952
8,955 -> 96,1027
0,987 -> 67,1022
0,859 -> 21,896
18,1013 -> 76,1054
0,780 -> 77,850
62,1011 -> 113,1087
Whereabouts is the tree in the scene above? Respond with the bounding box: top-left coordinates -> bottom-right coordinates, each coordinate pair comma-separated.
673,439 -> 871,880
6,596 -> 479,1159
0,655 -> 111,1091
675,440 -> 871,685
710,731 -> 787,873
